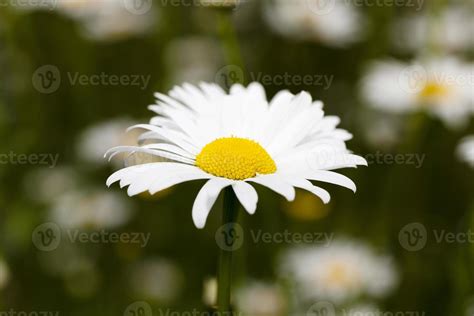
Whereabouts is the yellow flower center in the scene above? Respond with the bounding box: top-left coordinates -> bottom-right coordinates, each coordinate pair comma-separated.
196,137 -> 277,180
418,81 -> 452,103
325,262 -> 354,287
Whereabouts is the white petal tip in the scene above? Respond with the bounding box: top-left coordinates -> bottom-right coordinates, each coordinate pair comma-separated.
193,220 -> 205,229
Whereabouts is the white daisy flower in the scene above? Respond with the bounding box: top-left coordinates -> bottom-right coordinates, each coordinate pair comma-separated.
280,239 -> 398,304
50,189 -> 133,230
235,281 -> 287,316
392,6 -> 474,53
105,82 -> 366,229
80,1 -> 156,41
361,56 -> 474,129
0,259 -> 10,290
54,0 -> 156,41
264,0 -> 364,47
457,135 -> 474,168
129,258 -> 183,304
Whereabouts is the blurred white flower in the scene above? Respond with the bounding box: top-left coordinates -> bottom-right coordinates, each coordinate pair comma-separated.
392,6 -> 474,53
361,56 -> 474,129
264,0 -> 364,47
280,239 -> 398,304
457,135 -> 474,168
79,0 -> 157,41
76,118 -> 141,167
466,300 -> 474,316
50,189 -> 133,230
0,259 -> 10,290
24,167 -> 78,203
130,258 -> 183,304
164,36 -> 222,86
235,281 -> 287,316
203,277 -> 218,307
23,0 -> 158,41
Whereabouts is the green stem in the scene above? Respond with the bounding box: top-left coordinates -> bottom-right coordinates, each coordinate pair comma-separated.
217,187 -> 240,313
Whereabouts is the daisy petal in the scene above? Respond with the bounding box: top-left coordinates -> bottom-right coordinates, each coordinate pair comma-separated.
304,170 -> 357,192
286,177 -> 331,204
247,174 -> 295,201
192,178 -> 234,229
232,182 -> 258,215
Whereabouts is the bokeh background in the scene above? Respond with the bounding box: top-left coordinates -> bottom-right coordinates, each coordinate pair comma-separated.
0,0 -> 473,315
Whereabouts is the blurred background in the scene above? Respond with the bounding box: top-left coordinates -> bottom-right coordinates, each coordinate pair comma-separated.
0,0 -> 473,315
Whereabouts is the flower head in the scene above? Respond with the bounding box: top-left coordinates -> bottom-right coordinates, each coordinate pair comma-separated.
392,5 -> 474,53
361,57 -> 474,129
264,0 -> 364,47
27,0 -> 157,41
50,189 -> 134,230
105,82 -> 366,228
280,239 -> 398,304
235,281 -> 287,316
